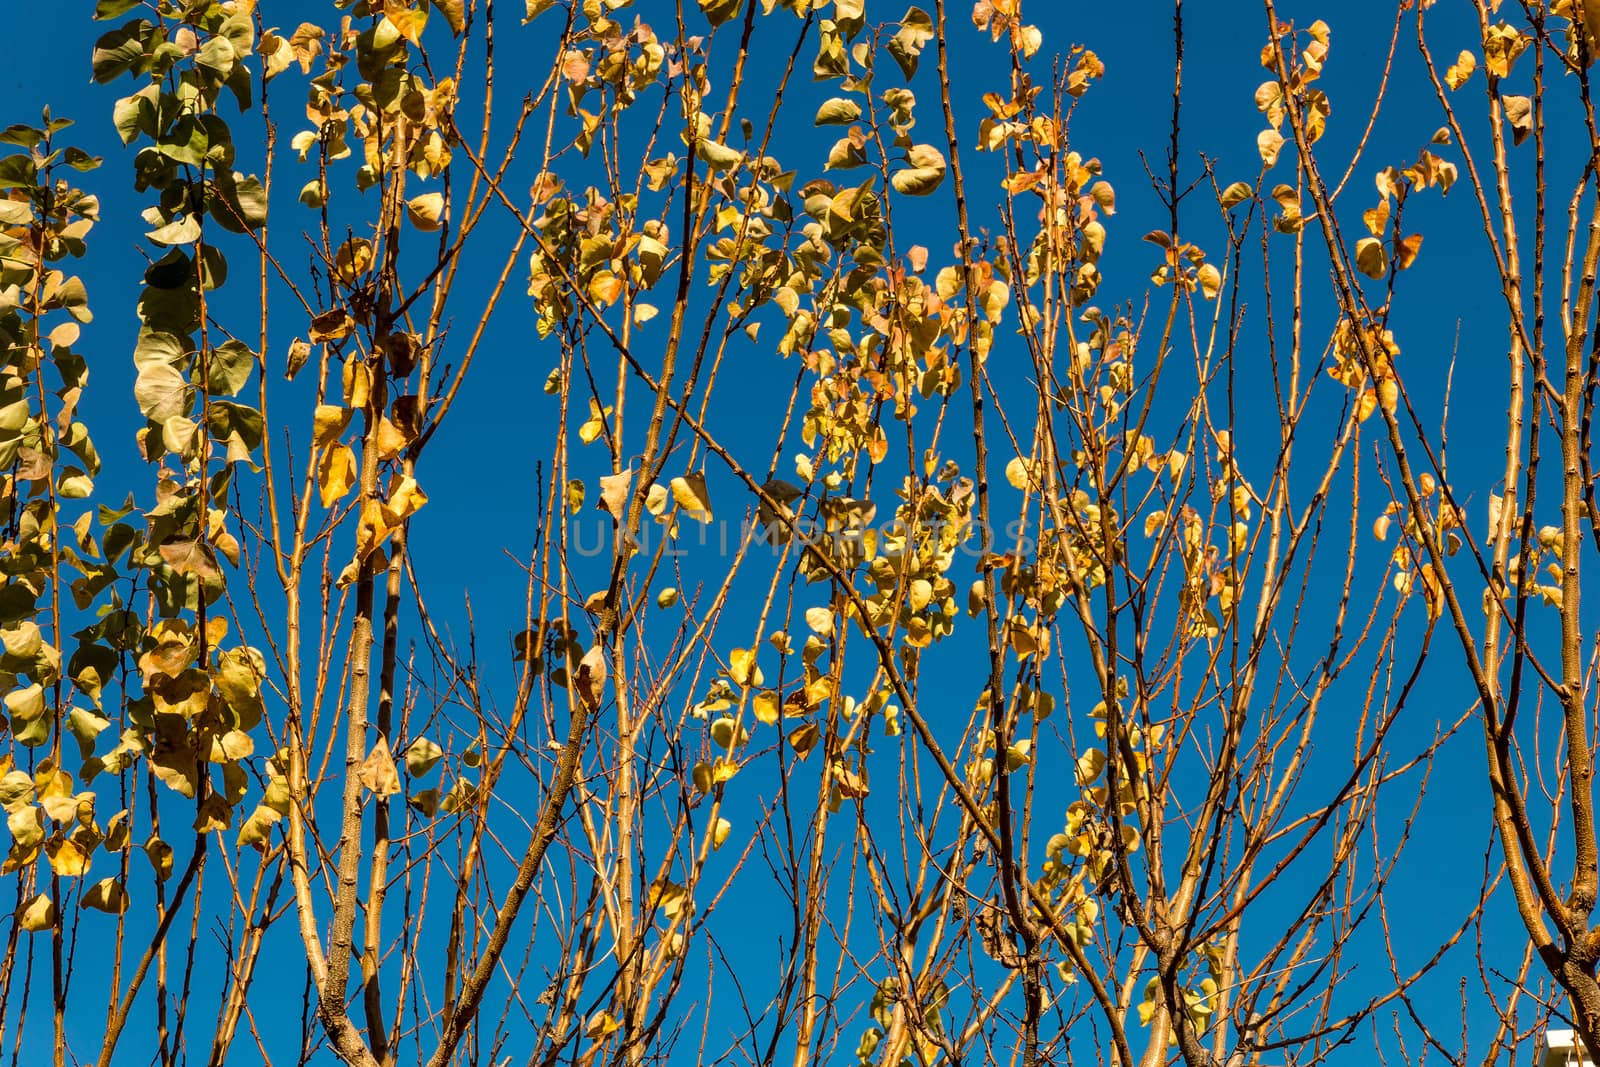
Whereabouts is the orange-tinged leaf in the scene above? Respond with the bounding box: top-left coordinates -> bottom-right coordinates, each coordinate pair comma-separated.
1395,233 -> 1423,270
381,475 -> 428,525
588,271 -> 623,306
1445,50 -> 1475,89
1362,199 -> 1390,237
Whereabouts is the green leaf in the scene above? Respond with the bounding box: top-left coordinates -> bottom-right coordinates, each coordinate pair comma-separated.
206,341 -> 256,397
0,126 -> 43,149
134,363 -> 191,421
887,7 -> 934,78
236,805 -> 280,850
212,174 -> 267,232
144,249 -> 192,290
94,0 -> 142,18
161,416 -> 198,457
55,277 -> 91,324
146,215 -> 201,247
57,468 -> 94,499
62,147 -> 101,173
134,330 -> 187,368
696,0 -> 744,27
206,401 -> 264,464
405,737 -> 444,776
158,539 -> 222,582
1220,181 -> 1253,208
695,139 -> 744,171
0,156 -> 38,191
91,21 -> 153,84
5,684 -> 44,723
430,0 -> 466,33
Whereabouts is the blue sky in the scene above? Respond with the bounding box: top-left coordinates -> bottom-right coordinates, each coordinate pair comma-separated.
0,0 -> 1581,1064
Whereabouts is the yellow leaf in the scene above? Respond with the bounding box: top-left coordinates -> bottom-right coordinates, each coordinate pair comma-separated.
375,417 -> 410,460
144,835 -> 173,880
1257,129 -> 1285,166
670,472 -> 713,521
1008,618 -> 1041,659
586,1012 -> 621,1041
382,0 -> 428,44
358,736 -> 402,797
313,404 -> 351,447
82,877 -> 128,914
318,444 -> 357,508
405,192 -> 446,231
192,794 -> 232,834
831,760 -> 869,798
1355,237 -> 1388,279
647,877 -> 690,920
728,648 -> 761,688
343,359 -> 372,408
45,833 -> 92,877
308,309 -> 353,344
789,721 -> 820,757
382,474 -> 429,525
1220,181 -> 1253,208
16,893 -> 53,932
1482,23 -> 1529,79
335,238 -> 374,283
578,399 -> 611,445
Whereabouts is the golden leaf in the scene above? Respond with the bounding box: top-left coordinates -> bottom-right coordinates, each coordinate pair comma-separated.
318,444 -> 357,508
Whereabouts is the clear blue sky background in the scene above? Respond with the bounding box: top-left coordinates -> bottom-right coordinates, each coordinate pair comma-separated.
0,0 -> 1570,1063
